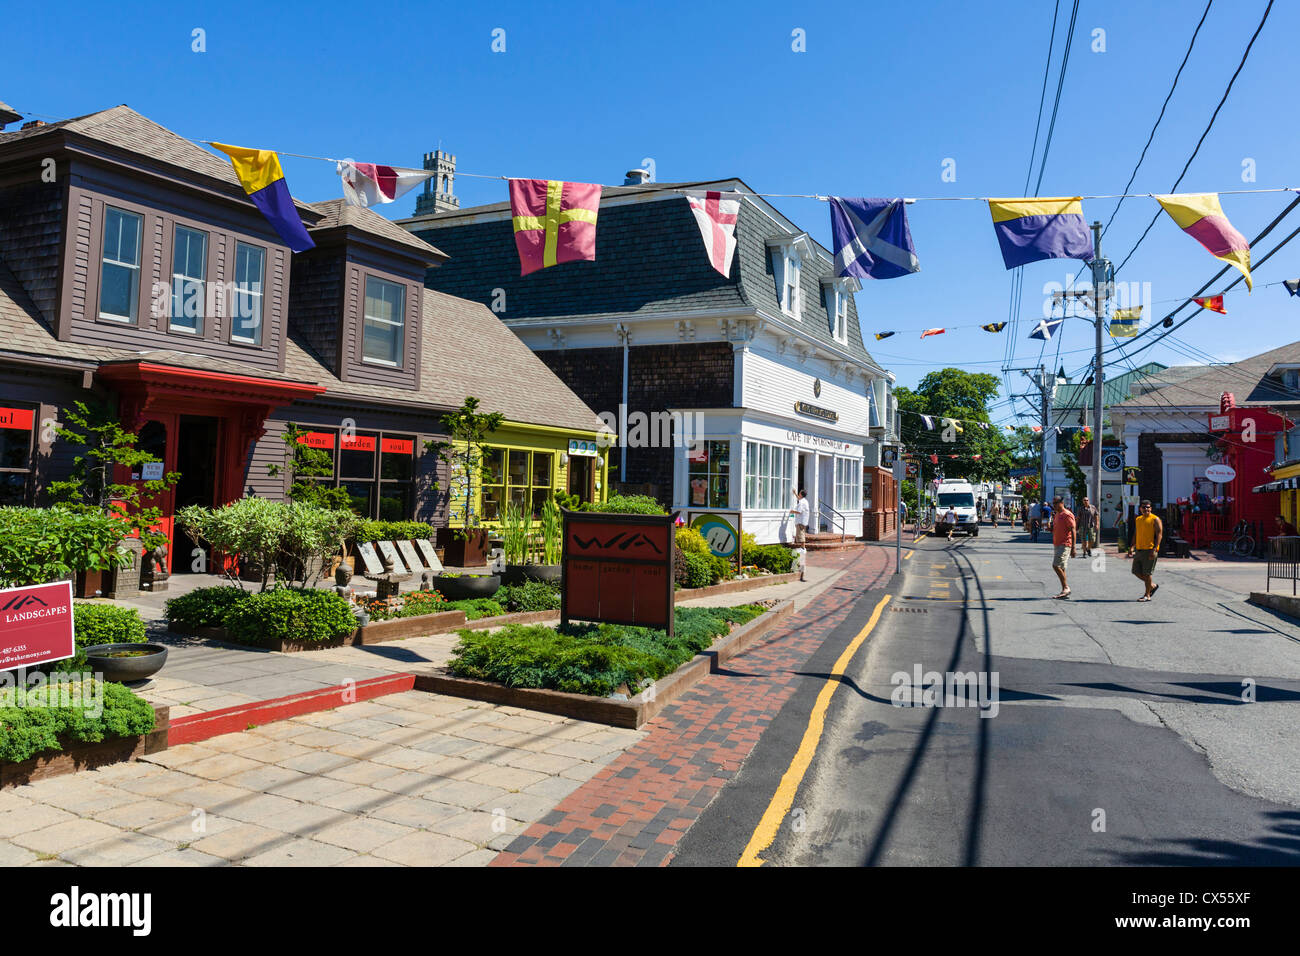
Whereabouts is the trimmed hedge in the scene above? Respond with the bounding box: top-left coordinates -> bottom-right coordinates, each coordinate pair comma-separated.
73,603 -> 146,649
746,544 -> 795,574
586,494 -> 666,515
355,520 -> 435,543
223,588 -> 357,644
164,586 -> 249,629
495,581 -> 561,613
0,506 -> 129,588
447,605 -> 765,697
0,677 -> 156,764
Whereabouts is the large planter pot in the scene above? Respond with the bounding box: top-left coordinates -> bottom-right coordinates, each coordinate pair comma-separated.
74,568 -> 104,598
439,528 -> 490,567
83,643 -> 169,684
502,564 -> 562,586
433,574 -> 501,600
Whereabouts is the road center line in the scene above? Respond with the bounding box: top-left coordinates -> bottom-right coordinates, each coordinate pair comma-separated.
736,592 -> 893,867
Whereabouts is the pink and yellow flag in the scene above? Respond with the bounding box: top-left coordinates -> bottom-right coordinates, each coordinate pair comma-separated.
1156,193 -> 1252,290
509,179 -> 601,275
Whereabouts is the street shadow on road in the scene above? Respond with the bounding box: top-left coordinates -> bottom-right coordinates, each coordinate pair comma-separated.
1065,679 -> 1300,705
1106,810 -> 1300,865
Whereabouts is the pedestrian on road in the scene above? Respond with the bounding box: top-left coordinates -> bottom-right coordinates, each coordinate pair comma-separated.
1079,496 -> 1099,557
900,499 -> 909,530
791,489 -> 810,580
1127,499 -> 1163,601
1028,500 -> 1041,542
990,501 -> 999,528
942,506 -> 957,541
1050,496 -> 1076,599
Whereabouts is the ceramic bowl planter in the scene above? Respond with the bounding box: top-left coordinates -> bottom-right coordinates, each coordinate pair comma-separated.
82,643 -> 169,684
502,564 -> 562,586
434,574 -> 501,600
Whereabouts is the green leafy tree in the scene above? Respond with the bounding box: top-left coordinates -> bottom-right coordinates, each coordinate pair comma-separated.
424,396 -> 505,536
896,369 -> 1014,483
267,423 -> 354,512
47,401 -> 179,551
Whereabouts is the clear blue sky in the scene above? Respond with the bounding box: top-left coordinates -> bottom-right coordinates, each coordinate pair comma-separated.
8,0 -> 1298,423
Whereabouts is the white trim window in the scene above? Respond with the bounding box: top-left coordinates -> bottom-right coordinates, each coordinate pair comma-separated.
100,206 -> 142,323
170,224 -> 208,334
363,276 -> 405,366
231,242 -> 265,345
834,457 -> 861,511
744,440 -> 794,510
822,278 -> 855,345
767,234 -> 814,320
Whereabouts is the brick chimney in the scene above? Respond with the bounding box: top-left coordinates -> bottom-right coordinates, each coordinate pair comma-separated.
20,119 -> 45,131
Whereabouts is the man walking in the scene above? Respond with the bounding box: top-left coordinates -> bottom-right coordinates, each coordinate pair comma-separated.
942,505 -> 958,541
1051,495 -> 1076,599
1079,495 -> 1099,558
1028,500 -> 1041,542
1127,499 -> 1163,601
791,489 -> 810,581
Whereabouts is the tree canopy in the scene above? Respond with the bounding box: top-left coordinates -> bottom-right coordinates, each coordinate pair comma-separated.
897,369 -> 1025,483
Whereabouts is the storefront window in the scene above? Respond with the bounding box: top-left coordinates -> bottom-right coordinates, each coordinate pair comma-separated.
835,457 -> 861,511
531,452 -> 553,518
479,447 -> 504,522
688,441 -> 730,508
293,427 -> 416,520
0,405 -> 35,506
744,441 -> 793,510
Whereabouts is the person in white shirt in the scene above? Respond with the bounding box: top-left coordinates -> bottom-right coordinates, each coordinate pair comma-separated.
791,489 -> 810,580
943,507 -> 958,541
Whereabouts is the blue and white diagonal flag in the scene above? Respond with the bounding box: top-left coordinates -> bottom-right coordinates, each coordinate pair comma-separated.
1028,318 -> 1064,341
921,415 -> 935,431
829,197 -> 920,280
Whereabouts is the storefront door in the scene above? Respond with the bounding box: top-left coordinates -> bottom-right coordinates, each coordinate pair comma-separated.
568,455 -> 594,503
173,416 -> 219,573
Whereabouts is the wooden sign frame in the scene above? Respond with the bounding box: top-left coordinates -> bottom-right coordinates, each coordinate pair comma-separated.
561,510 -> 675,637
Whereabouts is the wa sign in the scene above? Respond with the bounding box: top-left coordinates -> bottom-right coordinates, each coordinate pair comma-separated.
0,581 -> 75,671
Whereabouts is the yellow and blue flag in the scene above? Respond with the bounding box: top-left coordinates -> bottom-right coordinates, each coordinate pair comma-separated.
1109,307 -> 1141,337
212,143 -> 315,253
988,197 -> 1093,269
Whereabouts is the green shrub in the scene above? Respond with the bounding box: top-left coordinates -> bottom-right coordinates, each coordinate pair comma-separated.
673,545 -> 689,588
675,526 -> 710,555
355,520 -> 435,543
588,494 -> 666,515
0,677 -> 156,764
443,598 -> 507,620
164,586 -> 249,629
746,544 -> 795,574
448,605 -> 765,696
0,507 -> 130,588
497,581 -> 561,613
223,588 -> 357,644
682,552 -> 714,589
707,554 -> 733,584
72,604 -> 146,649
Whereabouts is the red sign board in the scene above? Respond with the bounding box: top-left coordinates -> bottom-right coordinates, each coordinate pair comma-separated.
296,431 -> 336,450
381,437 -> 414,455
561,512 -> 674,635
340,434 -> 376,451
0,406 -> 34,431
0,581 -> 75,671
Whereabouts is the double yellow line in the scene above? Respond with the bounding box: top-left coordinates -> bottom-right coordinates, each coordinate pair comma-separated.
737,592 -> 892,867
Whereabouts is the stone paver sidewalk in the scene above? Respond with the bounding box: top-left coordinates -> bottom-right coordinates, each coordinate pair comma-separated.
2,692 -> 643,867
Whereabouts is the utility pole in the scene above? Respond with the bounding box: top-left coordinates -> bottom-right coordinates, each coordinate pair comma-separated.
1038,365 -> 1049,504
1088,221 -> 1111,518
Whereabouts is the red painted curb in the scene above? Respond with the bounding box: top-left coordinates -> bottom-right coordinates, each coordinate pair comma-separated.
167,673 -> 416,746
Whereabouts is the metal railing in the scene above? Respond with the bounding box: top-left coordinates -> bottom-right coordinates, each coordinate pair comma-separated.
819,501 -> 847,538
1266,535 -> 1300,594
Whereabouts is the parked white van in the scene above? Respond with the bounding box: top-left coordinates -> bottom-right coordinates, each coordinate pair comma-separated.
935,479 -> 979,537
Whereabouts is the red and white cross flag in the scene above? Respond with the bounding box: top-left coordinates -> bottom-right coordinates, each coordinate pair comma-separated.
683,190 -> 742,277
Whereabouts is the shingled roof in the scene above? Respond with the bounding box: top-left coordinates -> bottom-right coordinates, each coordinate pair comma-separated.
1110,340 -> 1300,410
307,200 -> 448,260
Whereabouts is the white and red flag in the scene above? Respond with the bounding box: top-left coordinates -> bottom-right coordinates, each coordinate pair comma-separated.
338,160 -> 434,207
683,190 -> 742,277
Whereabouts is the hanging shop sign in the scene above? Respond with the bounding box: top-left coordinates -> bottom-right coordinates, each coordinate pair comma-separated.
794,401 -> 838,423
1100,449 -> 1124,473
1208,414 -> 1231,432
562,511 -> 674,635
1122,466 -> 1141,485
1204,463 -> 1236,483
0,581 -> 75,671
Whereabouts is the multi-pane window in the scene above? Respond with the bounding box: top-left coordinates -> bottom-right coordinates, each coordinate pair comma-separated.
833,288 -> 848,342
834,457 -> 861,511
744,441 -> 794,510
479,448 -> 555,521
363,276 -> 405,366
100,207 -> 142,322
170,225 -> 208,334
687,440 -> 730,508
232,242 -> 265,345
293,428 -> 416,520
0,405 -> 35,506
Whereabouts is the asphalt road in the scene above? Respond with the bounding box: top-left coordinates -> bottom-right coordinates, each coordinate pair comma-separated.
674,524 -> 1300,866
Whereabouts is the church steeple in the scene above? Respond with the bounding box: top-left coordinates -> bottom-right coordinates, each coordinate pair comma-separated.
415,149 -> 458,215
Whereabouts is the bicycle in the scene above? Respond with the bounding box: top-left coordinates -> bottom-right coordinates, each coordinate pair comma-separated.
1230,520 -> 1256,557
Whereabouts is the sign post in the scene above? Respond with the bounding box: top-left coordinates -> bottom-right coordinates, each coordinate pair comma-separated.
561,511 -> 675,637
892,458 -> 905,571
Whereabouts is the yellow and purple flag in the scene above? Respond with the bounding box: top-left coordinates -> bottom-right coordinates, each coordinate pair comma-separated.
1156,194 -> 1251,290
987,197 -> 1093,269
509,179 -> 601,275
211,143 -> 314,253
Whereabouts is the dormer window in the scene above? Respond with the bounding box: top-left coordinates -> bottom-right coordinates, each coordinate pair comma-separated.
363,276 -> 405,366
768,234 -> 814,320
822,277 -> 859,345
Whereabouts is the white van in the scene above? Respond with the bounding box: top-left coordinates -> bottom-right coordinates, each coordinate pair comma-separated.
935,479 -> 979,537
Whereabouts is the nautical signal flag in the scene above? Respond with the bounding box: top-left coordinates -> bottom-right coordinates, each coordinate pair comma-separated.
921,415 -> 935,430
987,197 -> 1094,269
828,197 -> 920,280
1156,193 -> 1252,290
684,190 -> 742,277
1109,307 -> 1141,337
920,328 -> 945,338
211,143 -> 315,253
337,160 -> 433,207
1193,295 -> 1226,314
981,322 -> 1007,333
929,454 -> 939,464
509,179 -> 601,275
874,331 -> 896,340
1028,317 -> 1063,341
1285,279 -> 1300,296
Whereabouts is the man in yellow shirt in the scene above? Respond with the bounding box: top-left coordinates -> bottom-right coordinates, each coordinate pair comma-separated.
1127,500 -> 1163,602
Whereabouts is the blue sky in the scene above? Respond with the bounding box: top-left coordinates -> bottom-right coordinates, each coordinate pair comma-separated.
8,0 -> 1298,422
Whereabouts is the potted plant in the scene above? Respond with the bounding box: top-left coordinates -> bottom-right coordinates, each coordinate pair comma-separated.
504,494 -> 563,584
433,571 -> 501,601
426,397 -> 504,568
